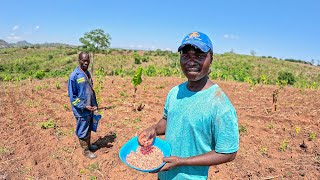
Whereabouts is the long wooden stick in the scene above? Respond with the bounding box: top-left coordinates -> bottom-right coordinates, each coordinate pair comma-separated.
97,105 -> 115,110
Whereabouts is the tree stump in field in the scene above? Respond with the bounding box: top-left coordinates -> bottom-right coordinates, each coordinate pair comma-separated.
272,89 -> 279,112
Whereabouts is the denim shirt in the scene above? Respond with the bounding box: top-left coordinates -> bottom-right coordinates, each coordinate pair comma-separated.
68,66 -> 98,117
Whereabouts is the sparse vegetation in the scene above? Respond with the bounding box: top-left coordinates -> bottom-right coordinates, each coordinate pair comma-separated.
267,123 -> 274,129
0,146 -> 12,155
39,119 -> 56,129
260,147 -> 268,155
55,81 -> 61,89
87,162 -> 100,173
295,127 -> 301,134
279,140 -> 289,152
238,124 -> 247,135
0,47 -> 319,90
309,132 -> 316,141
63,104 -> 69,111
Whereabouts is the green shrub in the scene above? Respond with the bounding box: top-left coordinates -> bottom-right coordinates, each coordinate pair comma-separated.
56,82 -> 61,89
278,71 -> 296,85
48,55 -> 53,60
238,124 -> 247,135
66,50 -> 77,56
309,132 -> 316,141
279,140 -> 289,152
113,66 -> 125,76
39,119 -> 55,129
34,70 -> 45,79
144,65 -> 157,76
159,67 -> 172,76
132,53 -> 142,64
3,75 -> 13,81
134,57 -> 141,64
141,56 -> 149,62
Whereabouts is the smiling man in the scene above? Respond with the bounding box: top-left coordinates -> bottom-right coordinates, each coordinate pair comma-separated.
138,32 -> 239,180
68,52 -> 99,159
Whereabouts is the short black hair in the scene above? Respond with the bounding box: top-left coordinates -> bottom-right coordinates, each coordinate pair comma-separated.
79,52 -> 89,60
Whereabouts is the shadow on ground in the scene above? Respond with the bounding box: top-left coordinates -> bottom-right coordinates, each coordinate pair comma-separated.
92,132 -> 117,151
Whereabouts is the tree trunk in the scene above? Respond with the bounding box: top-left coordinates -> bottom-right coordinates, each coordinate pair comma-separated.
91,53 -> 95,75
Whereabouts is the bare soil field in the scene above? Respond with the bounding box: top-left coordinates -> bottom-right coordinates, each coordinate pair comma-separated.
0,76 -> 319,179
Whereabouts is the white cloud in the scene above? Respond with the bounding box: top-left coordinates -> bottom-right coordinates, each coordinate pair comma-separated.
223,34 -> 239,40
7,33 -> 21,40
128,44 -> 144,49
12,25 -> 19,31
165,48 -> 172,51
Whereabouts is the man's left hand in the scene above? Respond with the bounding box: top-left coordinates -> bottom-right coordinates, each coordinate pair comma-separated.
151,156 -> 184,173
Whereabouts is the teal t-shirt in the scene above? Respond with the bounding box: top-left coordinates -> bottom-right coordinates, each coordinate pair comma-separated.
158,82 -> 239,180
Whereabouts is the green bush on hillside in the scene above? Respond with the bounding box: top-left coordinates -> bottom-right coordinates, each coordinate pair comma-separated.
66,50 -> 78,56
144,65 -> 157,76
277,71 -> 296,85
48,55 -> 53,60
34,70 -> 45,80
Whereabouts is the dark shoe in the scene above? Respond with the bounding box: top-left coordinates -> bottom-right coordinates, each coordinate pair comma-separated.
89,144 -> 99,151
79,138 -> 97,159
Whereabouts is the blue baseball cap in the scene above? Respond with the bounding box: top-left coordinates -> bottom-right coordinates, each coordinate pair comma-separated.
178,31 -> 213,53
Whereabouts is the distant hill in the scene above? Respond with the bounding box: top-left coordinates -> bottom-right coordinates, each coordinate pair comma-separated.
0,39 -> 75,48
36,42 -> 76,48
0,39 -> 11,48
11,40 -> 33,47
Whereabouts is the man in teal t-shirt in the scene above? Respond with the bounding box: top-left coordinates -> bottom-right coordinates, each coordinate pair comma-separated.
138,31 -> 239,180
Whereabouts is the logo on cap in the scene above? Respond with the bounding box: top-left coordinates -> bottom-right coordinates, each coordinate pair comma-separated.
186,32 -> 201,40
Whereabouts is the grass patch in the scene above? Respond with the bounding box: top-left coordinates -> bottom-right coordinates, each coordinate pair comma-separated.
309,132 -> 316,141
38,119 -> 56,129
238,124 -> 247,135
279,140 -> 289,152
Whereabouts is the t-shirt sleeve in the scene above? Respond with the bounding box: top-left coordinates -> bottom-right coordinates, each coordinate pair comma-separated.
212,106 -> 239,153
163,91 -> 172,120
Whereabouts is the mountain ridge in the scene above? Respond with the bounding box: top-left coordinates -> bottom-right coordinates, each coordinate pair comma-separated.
0,39 -> 74,48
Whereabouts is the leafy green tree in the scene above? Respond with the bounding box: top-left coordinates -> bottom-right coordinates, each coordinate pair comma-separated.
79,29 -> 111,73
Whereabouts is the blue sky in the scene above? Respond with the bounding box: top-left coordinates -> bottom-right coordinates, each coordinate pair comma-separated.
1,0 -> 320,62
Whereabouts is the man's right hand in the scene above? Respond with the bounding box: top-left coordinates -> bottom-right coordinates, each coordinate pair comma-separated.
138,126 -> 157,147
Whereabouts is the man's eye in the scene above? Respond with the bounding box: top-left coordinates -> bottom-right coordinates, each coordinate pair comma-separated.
197,55 -> 206,59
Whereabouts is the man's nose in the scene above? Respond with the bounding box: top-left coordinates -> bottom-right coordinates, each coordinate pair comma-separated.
186,58 -> 196,65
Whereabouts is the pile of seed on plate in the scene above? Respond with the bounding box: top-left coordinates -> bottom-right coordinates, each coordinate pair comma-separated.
126,146 -> 164,170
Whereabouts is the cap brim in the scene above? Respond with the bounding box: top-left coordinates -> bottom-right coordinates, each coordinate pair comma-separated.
178,39 -> 211,53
